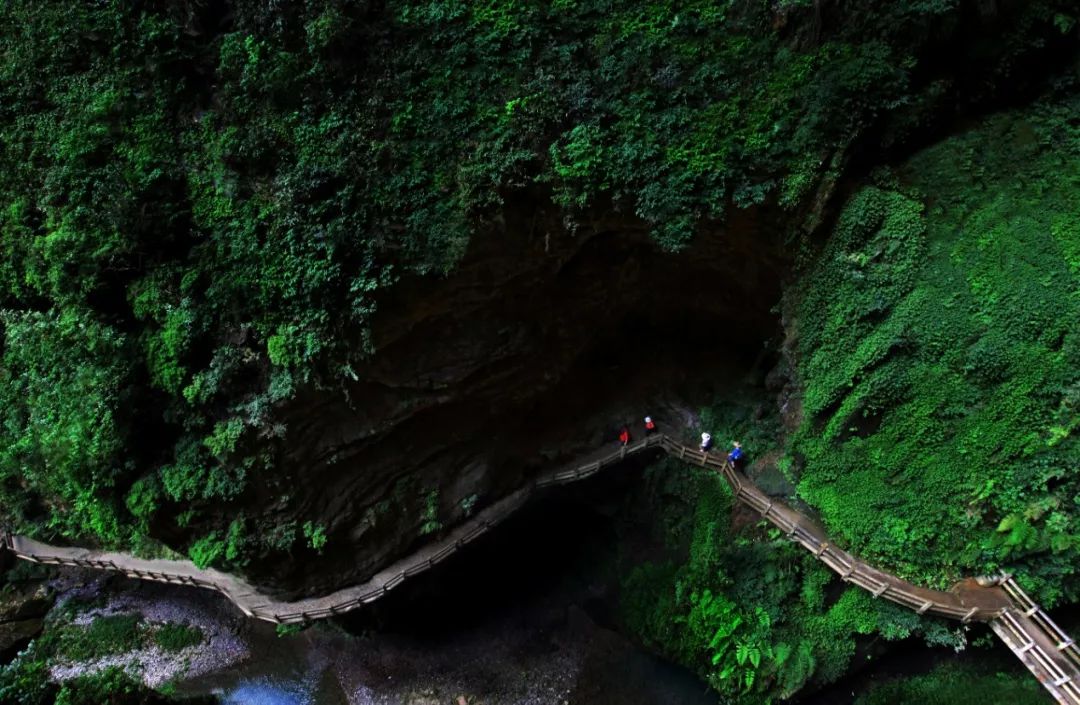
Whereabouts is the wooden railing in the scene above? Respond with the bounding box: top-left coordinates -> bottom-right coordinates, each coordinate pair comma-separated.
658,436 -> 1008,622
2,433 -> 1077,702
992,579 -> 1080,704
0,435 -> 667,625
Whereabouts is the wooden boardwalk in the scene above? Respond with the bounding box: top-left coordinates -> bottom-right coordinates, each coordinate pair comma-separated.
2,433 -> 1077,703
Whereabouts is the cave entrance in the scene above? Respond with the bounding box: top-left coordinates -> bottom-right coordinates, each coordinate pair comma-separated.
494,208 -> 788,462
337,345 -> 783,642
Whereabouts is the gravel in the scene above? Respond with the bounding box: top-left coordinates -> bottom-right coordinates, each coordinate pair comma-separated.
45,574 -> 249,688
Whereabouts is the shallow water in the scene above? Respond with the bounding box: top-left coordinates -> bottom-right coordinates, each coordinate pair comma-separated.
217,681 -> 315,705
174,621 -> 348,705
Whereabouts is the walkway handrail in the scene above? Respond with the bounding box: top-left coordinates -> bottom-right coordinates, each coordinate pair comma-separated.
683,449 -> 1007,623
2,432 -> 1077,702
0,434 -> 1006,623
1002,578 -> 1080,667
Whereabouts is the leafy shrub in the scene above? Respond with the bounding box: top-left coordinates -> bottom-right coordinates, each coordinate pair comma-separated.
419,489 -> 443,536
302,521 -> 328,552
0,309 -> 134,544
54,667 -> 152,705
0,646 -> 54,705
57,615 -> 143,661
152,623 -> 203,653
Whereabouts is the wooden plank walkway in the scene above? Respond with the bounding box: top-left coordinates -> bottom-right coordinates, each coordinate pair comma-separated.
1,433 -> 1076,702
993,578 -> 1080,704
1,436 -> 670,625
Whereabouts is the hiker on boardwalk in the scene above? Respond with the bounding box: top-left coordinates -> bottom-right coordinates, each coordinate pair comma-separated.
727,440 -> 744,468
619,426 -> 631,446
644,415 -> 657,436
700,432 -> 713,453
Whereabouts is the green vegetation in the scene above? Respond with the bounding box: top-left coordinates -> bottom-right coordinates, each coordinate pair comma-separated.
0,661 -> 168,705
0,610 -> 206,705
302,521 -> 329,553
0,0 -> 1074,571
51,668 -> 163,705
620,400 -> 965,702
460,493 -> 479,517
0,578 -> 221,702
620,92 -> 1080,702
419,488 -> 443,536
275,623 -> 306,638
1,2 -> 1079,703
151,622 -> 203,653
790,95 -> 1080,604
854,662 -> 1047,705
56,615 -> 143,662
53,614 -> 203,659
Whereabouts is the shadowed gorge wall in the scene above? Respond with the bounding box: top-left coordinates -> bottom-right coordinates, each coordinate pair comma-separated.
239,205 -> 788,594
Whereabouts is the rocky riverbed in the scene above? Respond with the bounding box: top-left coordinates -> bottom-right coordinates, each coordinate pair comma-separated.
46,574 -> 248,689
2,566 -> 717,705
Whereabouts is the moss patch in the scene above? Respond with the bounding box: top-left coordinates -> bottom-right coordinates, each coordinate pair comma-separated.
151,622 -> 203,653
56,615 -> 144,662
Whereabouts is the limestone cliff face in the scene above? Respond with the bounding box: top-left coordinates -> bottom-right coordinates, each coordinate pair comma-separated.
240,197 -> 790,597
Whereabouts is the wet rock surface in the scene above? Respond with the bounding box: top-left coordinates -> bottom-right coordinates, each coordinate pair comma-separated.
0,618 -> 43,664
169,584 -> 718,705
10,475 -> 722,704
0,579 -> 53,663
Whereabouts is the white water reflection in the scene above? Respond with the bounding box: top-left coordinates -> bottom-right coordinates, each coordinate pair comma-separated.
215,679 -> 314,705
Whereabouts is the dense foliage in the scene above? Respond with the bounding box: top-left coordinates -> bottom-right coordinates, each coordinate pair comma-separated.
0,665 -> 172,705
0,0 -> 1075,566
619,397 -> 967,701
152,622 -> 203,653
618,89 -> 1080,703
790,95 -> 1080,604
1,2 -> 1078,702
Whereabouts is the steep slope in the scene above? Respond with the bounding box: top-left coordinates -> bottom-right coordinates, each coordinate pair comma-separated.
790,94 -> 1080,602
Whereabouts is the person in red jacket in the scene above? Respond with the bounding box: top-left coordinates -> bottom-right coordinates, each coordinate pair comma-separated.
644,416 -> 657,435
618,426 -> 631,446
